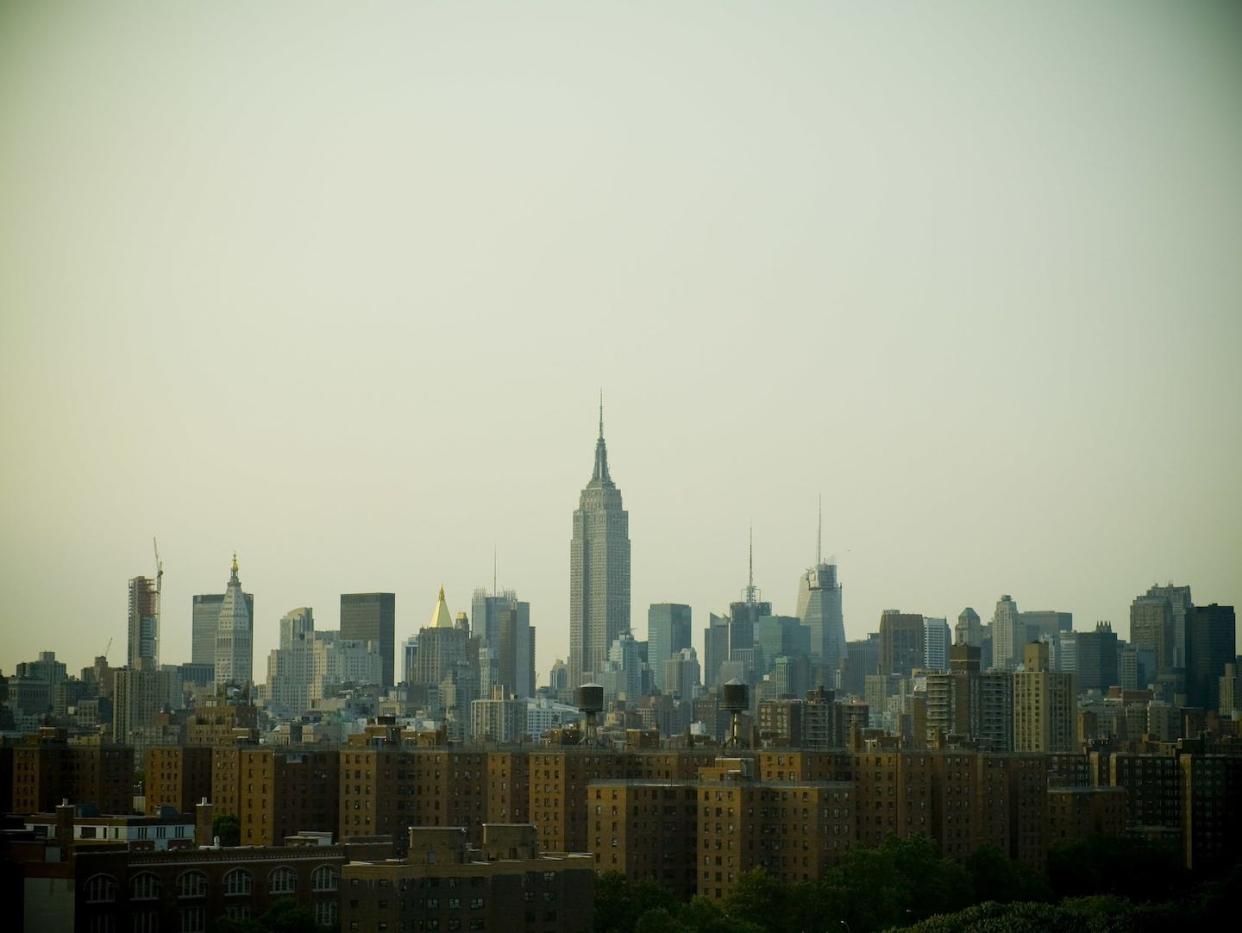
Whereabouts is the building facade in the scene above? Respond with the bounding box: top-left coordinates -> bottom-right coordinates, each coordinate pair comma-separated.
340,593 -> 396,691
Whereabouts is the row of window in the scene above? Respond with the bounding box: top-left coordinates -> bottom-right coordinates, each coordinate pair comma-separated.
84,866 -> 338,903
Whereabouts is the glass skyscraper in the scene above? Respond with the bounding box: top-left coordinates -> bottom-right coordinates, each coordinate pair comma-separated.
647,603 -> 691,692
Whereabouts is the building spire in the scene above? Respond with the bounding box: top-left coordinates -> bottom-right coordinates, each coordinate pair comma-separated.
744,524 -> 759,604
230,552 -> 239,577
817,494 -> 822,566
590,394 -> 612,485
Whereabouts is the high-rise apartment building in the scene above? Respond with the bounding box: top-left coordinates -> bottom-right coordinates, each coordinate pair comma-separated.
569,403 -> 631,688
923,617 -> 951,672
879,610 -> 924,676
340,592 -> 395,690
990,595 -> 1023,670
1185,604 -> 1236,711
127,575 -> 159,669
1013,643 -> 1075,753
213,555 -> 253,689
647,603 -> 692,692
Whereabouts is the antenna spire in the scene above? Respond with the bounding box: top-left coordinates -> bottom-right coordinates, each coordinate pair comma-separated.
817,494 -> 822,566
598,389 -> 604,439
493,545 -> 497,597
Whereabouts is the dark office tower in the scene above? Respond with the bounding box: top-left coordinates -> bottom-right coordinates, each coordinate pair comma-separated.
840,634 -> 880,698
568,399 -> 631,688
704,613 -> 730,688
497,603 -> 535,698
1075,621 -> 1120,692
726,528 -> 771,681
1185,604 -> 1236,711
879,610 -> 924,677
648,604 -> 692,693
1130,595 -> 1175,678
340,593 -> 396,690
127,576 -> 159,668
1145,583 -> 1193,668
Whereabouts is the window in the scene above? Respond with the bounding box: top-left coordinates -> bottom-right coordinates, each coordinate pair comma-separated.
315,900 -> 338,927
224,906 -> 252,921
224,868 -> 253,896
179,906 -> 206,933
85,874 -> 119,903
130,873 -> 160,901
177,871 -> 207,899
131,913 -> 158,933
312,865 -> 339,892
88,918 -> 116,933
269,866 -> 297,894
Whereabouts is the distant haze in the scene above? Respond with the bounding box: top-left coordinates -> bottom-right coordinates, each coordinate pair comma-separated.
2,1 -> 1240,679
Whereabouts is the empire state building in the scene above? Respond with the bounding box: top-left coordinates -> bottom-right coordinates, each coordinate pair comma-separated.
569,401 -> 631,689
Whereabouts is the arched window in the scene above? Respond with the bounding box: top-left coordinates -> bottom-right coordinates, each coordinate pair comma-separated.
223,868 -> 253,896
84,873 -> 118,903
268,866 -> 297,894
311,865 -> 338,892
130,872 -> 160,901
176,870 -> 207,899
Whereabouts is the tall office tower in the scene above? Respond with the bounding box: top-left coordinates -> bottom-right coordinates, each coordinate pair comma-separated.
663,647 -> 701,700
340,593 -> 396,690
597,630 -> 645,703
548,659 -> 568,693
647,603 -> 692,692
470,590 -> 533,698
279,607 -> 314,650
879,610 -> 924,676
1021,610 -> 1072,645
990,595 -> 1023,670
402,636 -> 419,686
1076,621 -> 1119,692
1185,604 -> 1236,711
955,607 -> 982,647
412,588 -> 468,691
113,659 -> 173,744
923,617 -> 951,672
128,576 -> 159,668
1145,583 -> 1193,668
497,603 -> 535,698
726,529 -> 771,681
1057,632 -> 1078,674
797,505 -> 846,676
704,613 -> 730,688
214,554 -> 254,689
568,400 -> 631,688
192,591 -> 253,668
754,616 -> 810,676
266,608 -> 317,715
1130,594 -> 1175,679
840,634 -> 880,698
1013,642 -> 1075,752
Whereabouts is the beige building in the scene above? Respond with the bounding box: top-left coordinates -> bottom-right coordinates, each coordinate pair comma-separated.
1013,643 -> 1075,753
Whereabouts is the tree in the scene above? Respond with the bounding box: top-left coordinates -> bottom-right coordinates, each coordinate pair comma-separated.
212,813 -> 241,847
964,845 -> 1050,904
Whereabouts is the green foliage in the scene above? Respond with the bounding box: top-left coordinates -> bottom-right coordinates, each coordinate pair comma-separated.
594,871 -> 679,933
1047,836 -> 1184,903
212,812 -> 241,847
209,899 -> 320,933
964,845 -> 1051,904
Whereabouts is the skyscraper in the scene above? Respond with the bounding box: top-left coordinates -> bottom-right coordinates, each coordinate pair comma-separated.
725,528 -> 770,683
647,603 -> 692,693
990,595 -> 1023,670
568,400 -> 631,688
1130,595 -> 1175,680
1013,642 -> 1075,752
797,499 -> 846,680
879,610 -> 924,677
1145,583 -> 1193,668
192,591 -> 252,669
1185,604 -> 1236,711
340,593 -> 396,690
923,617 -> 951,672
1076,621 -> 1119,692
213,554 -> 253,689
704,613 -> 730,689
955,608 -> 982,647
127,576 -> 159,669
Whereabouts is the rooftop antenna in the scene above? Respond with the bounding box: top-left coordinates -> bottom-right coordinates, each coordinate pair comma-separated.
598,389 -> 604,438
493,545 -> 497,597
743,524 -> 760,604
816,494 -> 822,567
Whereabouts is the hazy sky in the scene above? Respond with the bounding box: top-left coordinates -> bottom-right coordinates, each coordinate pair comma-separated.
2,2 -> 1240,682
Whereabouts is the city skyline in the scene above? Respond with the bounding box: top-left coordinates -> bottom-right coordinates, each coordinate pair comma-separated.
1,402 -> 1237,683
2,2 -> 1240,684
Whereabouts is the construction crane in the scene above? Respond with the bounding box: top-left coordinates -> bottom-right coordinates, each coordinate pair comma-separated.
101,636 -> 112,660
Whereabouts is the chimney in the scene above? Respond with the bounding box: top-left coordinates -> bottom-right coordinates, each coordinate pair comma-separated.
195,798 -> 214,847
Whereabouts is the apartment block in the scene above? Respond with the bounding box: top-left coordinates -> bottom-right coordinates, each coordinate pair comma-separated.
143,746 -> 213,817
588,780 -> 698,899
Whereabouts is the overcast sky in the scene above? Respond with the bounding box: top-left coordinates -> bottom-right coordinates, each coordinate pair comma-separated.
2,1 -> 1240,682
